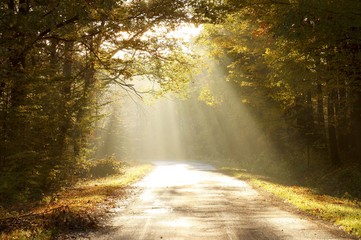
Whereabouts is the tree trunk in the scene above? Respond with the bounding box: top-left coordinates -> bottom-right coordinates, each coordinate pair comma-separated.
73,35 -> 99,156
56,41 -> 74,157
317,83 -> 325,127
336,78 -> 349,153
327,90 -> 341,165
350,90 -> 361,163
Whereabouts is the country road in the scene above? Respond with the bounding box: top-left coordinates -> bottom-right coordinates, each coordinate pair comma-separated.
83,162 -> 354,240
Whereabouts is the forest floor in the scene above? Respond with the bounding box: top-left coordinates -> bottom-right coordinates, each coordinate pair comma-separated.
0,164 -> 153,240
219,167 -> 361,239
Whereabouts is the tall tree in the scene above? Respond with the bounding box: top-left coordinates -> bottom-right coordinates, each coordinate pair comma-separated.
0,0 -> 209,202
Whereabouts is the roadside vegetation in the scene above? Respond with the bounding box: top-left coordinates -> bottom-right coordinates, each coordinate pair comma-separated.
0,159 -> 152,239
219,165 -> 361,238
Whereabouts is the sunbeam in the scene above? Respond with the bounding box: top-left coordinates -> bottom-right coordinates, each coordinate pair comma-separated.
99,22 -> 277,171
116,61 -> 272,166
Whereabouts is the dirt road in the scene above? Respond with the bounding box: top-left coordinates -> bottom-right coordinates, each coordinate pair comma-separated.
84,162 -> 353,240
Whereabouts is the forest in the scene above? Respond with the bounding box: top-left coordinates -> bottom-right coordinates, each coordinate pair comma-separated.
1,0 -> 361,236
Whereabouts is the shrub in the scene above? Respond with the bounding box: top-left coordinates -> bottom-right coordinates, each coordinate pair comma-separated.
312,165 -> 361,199
88,156 -> 122,178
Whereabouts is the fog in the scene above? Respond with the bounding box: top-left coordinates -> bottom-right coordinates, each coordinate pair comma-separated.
95,72 -> 271,167
95,26 -> 272,165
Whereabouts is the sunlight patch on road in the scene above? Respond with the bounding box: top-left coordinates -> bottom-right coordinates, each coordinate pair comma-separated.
144,207 -> 172,214
218,176 -> 251,188
137,164 -> 203,188
160,218 -> 193,228
268,216 -> 310,230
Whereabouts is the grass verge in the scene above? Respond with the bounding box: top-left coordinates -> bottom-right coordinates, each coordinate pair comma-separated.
0,164 -> 153,239
220,167 -> 361,238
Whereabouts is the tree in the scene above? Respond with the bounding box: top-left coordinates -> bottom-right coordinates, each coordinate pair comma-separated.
0,0 -> 208,203
196,0 -> 361,169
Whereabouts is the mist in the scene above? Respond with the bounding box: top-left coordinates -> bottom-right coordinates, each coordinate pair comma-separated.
96,68 -> 272,167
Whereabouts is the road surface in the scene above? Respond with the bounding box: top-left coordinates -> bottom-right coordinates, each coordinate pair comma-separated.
83,162 -> 354,240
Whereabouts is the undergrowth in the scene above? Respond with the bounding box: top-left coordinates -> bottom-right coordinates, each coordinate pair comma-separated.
0,163 -> 152,239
